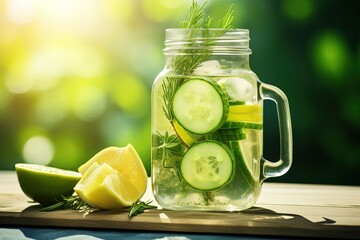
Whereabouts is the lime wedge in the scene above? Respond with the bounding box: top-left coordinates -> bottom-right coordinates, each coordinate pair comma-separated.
15,163 -> 81,206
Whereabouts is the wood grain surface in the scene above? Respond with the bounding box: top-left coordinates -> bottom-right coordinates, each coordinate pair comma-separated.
1,171 -> 359,239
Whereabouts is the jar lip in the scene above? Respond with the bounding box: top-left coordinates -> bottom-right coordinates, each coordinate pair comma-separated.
164,28 -> 251,55
165,28 -> 249,31
165,28 -> 250,39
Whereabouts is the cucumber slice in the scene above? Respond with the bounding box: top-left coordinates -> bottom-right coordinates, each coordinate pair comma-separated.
229,101 -> 245,106
180,140 -> 234,191
229,141 -> 256,185
222,121 -> 263,130
205,129 -> 246,142
172,78 -> 229,134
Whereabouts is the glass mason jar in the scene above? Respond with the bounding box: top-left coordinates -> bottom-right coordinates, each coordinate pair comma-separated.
151,29 -> 292,211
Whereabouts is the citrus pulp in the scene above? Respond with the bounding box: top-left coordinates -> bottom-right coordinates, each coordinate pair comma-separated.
74,144 -> 148,209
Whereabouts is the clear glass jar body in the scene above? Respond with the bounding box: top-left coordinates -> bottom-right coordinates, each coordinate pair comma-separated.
151,29 -> 292,211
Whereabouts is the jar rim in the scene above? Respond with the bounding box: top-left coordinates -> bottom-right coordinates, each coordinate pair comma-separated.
164,28 -> 251,55
165,28 -> 250,38
165,28 -> 249,31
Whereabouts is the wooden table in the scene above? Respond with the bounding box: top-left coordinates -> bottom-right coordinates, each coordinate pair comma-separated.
1,171 -> 359,239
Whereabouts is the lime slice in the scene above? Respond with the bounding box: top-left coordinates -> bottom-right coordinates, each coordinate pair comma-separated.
172,119 -> 195,146
227,112 -> 262,123
228,104 -> 262,114
15,163 -> 81,206
227,104 -> 263,123
74,144 -> 148,209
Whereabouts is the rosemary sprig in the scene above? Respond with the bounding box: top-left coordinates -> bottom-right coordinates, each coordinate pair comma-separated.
157,131 -> 183,164
202,191 -> 215,205
41,196 -> 158,219
128,200 -> 157,218
162,1 -> 234,122
217,4 -> 234,29
162,77 -> 182,120
159,1 -> 235,205
41,195 -> 95,217
156,131 -> 184,181
179,0 -> 206,28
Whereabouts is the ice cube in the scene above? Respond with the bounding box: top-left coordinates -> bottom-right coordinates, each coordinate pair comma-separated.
193,60 -> 222,75
218,77 -> 254,102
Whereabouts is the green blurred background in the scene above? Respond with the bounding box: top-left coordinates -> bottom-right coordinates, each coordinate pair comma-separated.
0,0 -> 359,185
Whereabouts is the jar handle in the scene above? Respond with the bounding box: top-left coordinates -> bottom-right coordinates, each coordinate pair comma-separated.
259,83 -> 293,181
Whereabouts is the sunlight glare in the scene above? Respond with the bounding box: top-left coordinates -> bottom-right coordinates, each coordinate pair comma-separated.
73,86 -> 107,121
6,0 -> 37,25
23,136 -> 54,165
5,63 -> 34,94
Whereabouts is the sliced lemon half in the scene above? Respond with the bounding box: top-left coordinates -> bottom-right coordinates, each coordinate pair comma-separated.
75,144 -> 148,209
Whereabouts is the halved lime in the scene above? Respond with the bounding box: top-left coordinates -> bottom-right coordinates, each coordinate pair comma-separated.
15,163 -> 82,206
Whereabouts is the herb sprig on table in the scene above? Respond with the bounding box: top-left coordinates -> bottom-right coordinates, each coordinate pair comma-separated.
41,195 -> 95,217
42,195 -> 157,218
128,200 -> 157,218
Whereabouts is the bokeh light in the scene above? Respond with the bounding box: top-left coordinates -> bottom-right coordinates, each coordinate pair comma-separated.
311,30 -> 350,84
110,74 -> 150,117
6,0 -> 37,25
142,0 -> 187,22
23,135 -> 54,165
282,0 -> 316,22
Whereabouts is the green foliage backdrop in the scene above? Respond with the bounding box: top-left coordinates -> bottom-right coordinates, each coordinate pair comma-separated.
0,0 -> 359,185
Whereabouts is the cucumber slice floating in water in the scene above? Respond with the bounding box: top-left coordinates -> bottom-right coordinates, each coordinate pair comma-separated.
205,129 -> 246,142
180,140 -> 234,191
222,121 -> 263,130
172,78 -> 229,134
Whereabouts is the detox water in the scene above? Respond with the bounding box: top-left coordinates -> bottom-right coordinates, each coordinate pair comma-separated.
151,70 -> 263,211
151,28 -> 292,212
